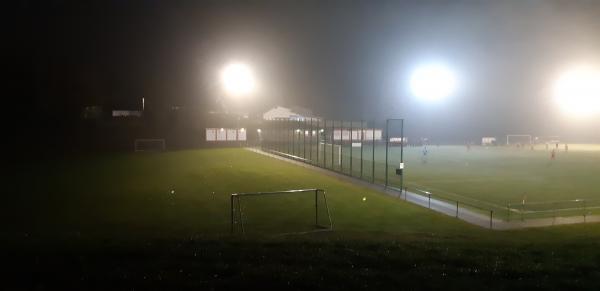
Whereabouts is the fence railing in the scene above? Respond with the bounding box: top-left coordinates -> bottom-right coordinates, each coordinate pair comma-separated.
259,118 -> 406,189
403,186 -> 600,227
257,118 -> 597,226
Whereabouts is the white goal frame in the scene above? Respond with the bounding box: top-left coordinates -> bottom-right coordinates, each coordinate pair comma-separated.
230,189 -> 333,234
319,142 -> 341,166
506,134 -> 532,146
134,138 -> 166,152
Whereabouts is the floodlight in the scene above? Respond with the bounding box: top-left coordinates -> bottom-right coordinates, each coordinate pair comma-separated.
257,129 -> 262,133
410,63 -> 458,101
220,62 -> 256,97
554,66 -> 600,116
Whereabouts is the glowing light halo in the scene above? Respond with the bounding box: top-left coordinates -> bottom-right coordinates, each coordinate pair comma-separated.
554,65 -> 600,117
409,63 -> 458,102
220,62 -> 256,97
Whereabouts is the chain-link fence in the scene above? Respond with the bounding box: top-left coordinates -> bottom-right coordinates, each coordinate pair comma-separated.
260,118 -> 405,190
258,118 -> 599,228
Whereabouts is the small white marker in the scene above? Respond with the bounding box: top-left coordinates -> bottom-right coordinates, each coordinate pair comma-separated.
362,197 -> 367,202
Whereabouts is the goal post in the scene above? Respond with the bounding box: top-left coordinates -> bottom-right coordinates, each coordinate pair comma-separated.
230,189 -> 333,234
134,138 -> 166,152
506,134 -> 532,146
320,142 -> 341,166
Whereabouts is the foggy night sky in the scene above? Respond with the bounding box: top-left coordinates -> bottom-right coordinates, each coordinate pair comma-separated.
12,0 -> 600,142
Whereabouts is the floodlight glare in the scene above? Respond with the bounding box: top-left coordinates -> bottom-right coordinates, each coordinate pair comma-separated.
410,63 -> 457,101
554,66 -> 600,117
220,62 -> 256,97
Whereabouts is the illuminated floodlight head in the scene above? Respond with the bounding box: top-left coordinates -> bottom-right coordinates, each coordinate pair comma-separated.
410,63 -> 458,101
554,66 -> 600,117
220,62 -> 256,97
257,128 -> 262,133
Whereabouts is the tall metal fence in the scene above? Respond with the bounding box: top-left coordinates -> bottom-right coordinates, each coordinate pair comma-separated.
258,118 -> 599,228
260,118 -> 405,191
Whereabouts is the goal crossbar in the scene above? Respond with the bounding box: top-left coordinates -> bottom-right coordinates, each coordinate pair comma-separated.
506,134 -> 532,145
230,188 -> 333,234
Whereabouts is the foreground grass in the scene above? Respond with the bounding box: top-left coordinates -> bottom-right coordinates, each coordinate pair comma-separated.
4,148 -> 600,289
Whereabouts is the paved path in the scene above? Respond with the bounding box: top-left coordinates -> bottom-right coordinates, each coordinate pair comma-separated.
247,148 -> 600,230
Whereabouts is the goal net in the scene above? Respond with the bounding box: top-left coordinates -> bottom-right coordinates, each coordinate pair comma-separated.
506,135 -> 532,146
134,139 -> 166,152
230,189 -> 333,235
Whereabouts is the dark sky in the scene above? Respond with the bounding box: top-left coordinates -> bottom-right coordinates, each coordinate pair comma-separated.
14,0 -> 600,141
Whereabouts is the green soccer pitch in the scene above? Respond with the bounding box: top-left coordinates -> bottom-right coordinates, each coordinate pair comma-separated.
276,142 -> 600,219
6,147 -> 600,289
396,144 -> 600,218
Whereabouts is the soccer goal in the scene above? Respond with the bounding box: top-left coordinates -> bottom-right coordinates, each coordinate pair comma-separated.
506,134 -> 532,146
230,189 -> 333,235
319,142 -> 341,166
134,138 -> 166,152
535,136 -> 561,144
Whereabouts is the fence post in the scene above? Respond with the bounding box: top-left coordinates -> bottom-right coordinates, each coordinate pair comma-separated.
490,210 -> 493,229
360,120 -> 364,179
350,122 -> 353,176
310,118 -> 313,163
324,120 -> 327,167
303,119 -> 307,159
316,119 -> 319,164
456,201 -> 459,218
400,119 -> 404,192
583,200 -> 586,223
404,187 -> 408,201
230,195 -> 234,234
332,120 -> 335,170
385,119 -> 389,188
372,120 -> 375,184
428,194 -> 431,209
315,189 -> 319,226
507,203 -> 510,222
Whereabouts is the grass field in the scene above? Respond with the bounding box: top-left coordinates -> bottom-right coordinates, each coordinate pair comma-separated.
5,148 -> 600,289
275,142 -> 600,219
